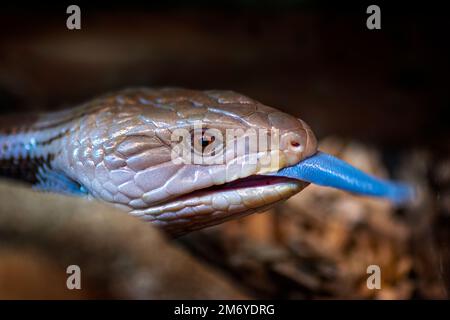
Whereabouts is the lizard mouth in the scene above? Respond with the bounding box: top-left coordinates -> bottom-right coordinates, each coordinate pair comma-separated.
131,173 -> 307,235
191,174 -> 300,194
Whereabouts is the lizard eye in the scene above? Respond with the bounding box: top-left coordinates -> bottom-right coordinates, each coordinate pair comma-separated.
192,128 -> 214,150
190,128 -> 218,155
201,136 -> 214,148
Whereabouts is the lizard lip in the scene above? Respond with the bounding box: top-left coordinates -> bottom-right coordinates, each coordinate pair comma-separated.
203,174 -> 300,192
157,174 -> 302,205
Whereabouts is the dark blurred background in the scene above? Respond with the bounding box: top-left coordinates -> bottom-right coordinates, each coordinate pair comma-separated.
0,0 -> 449,299
0,1 -> 448,148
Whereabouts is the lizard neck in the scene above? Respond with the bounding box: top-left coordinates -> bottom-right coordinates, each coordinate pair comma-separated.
0,112 -> 83,195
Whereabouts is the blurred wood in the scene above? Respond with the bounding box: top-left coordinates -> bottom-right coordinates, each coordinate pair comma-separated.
0,180 -> 247,299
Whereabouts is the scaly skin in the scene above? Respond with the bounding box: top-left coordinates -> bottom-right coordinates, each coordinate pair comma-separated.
0,88 -> 317,236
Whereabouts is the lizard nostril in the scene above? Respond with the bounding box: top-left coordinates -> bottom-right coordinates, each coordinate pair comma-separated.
286,134 -> 303,152
281,132 -> 305,155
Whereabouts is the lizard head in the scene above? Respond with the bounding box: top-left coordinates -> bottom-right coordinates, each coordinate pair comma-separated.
64,88 -> 317,236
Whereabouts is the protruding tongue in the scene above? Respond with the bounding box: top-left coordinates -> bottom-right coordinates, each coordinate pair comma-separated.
271,151 -> 415,205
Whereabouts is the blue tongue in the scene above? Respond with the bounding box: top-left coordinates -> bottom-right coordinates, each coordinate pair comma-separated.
272,151 -> 415,205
